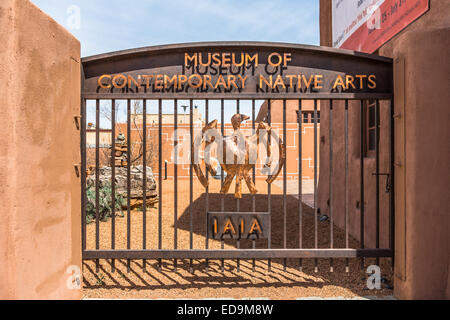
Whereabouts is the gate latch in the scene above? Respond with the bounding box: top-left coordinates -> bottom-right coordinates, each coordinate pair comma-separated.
74,163 -> 81,178
372,173 -> 391,193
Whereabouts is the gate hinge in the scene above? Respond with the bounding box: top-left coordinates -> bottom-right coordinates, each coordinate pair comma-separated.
74,115 -> 82,130
74,163 -> 81,178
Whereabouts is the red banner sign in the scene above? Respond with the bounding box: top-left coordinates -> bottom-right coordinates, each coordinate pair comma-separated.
333,0 -> 429,53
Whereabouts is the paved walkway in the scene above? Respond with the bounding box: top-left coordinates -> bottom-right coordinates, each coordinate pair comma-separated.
296,296 -> 396,300
85,296 -> 396,300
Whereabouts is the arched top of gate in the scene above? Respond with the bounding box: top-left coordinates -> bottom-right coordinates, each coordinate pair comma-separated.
81,41 -> 393,100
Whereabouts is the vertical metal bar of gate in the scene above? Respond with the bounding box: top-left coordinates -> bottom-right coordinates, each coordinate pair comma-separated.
298,99 -> 303,272
236,99 -> 240,273
236,100 -> 240,212
390,99 -> 395,267
267,99 -> 272,272
375,99 -> 380,266
126,99 -> 131,272
189,99 -> 194,272
345,100 -> 350,272
158,99 -> 163,269
283,99 -> 287,271
329,99 -> 334,272
111,99 -> 116,272
173,99 -> 178,271
205,100 -> 210,270
95,99 -> 100,272
313,99 -> 318,272
360,100 -> 365,269
220,98 -> 225,272
252,99 -> 256,272
142,99 -> 147,271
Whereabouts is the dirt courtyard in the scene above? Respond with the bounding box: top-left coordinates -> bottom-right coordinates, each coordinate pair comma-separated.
82,179 -> 393,299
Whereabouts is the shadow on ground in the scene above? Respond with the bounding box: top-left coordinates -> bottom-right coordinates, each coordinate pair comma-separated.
83,192 -> 394,299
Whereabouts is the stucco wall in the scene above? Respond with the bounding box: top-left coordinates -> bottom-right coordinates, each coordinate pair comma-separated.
319,0 -> 449,299
0,0 -> 81,299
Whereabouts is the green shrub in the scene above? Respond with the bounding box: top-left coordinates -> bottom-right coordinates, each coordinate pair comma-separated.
86,183 -> 125,224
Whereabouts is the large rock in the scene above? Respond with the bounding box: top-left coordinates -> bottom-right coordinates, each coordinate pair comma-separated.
87,166 -> 158,199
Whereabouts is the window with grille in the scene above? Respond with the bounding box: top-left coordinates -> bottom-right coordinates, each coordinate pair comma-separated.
313,111 -> 320,124
365,100 -> 379,157
303,112 -> 309,123
300,111 -> 320,124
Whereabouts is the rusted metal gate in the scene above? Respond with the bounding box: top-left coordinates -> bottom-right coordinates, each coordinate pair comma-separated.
80,42 -> 394,273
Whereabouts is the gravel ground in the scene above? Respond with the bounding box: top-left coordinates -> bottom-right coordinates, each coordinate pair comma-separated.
83,179 -> 393,299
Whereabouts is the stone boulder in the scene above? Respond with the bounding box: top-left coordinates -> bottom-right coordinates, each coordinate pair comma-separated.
87,166 -> 158,200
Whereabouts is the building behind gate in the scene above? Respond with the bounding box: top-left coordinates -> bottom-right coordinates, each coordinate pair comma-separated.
319,0 -> 449,300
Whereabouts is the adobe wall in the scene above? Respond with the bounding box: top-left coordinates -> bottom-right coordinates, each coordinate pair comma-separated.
0,0 -> 81,299
319,0 -> 449,300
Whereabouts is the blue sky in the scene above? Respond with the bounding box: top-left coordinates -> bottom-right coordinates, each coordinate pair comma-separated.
30,0 -> 319,57
30,0 -> 320,126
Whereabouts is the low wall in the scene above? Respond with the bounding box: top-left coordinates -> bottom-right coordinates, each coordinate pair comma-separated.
0,0 -> 81,299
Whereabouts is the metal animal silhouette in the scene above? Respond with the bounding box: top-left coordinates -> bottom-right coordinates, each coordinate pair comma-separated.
193,114 -> 286,198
